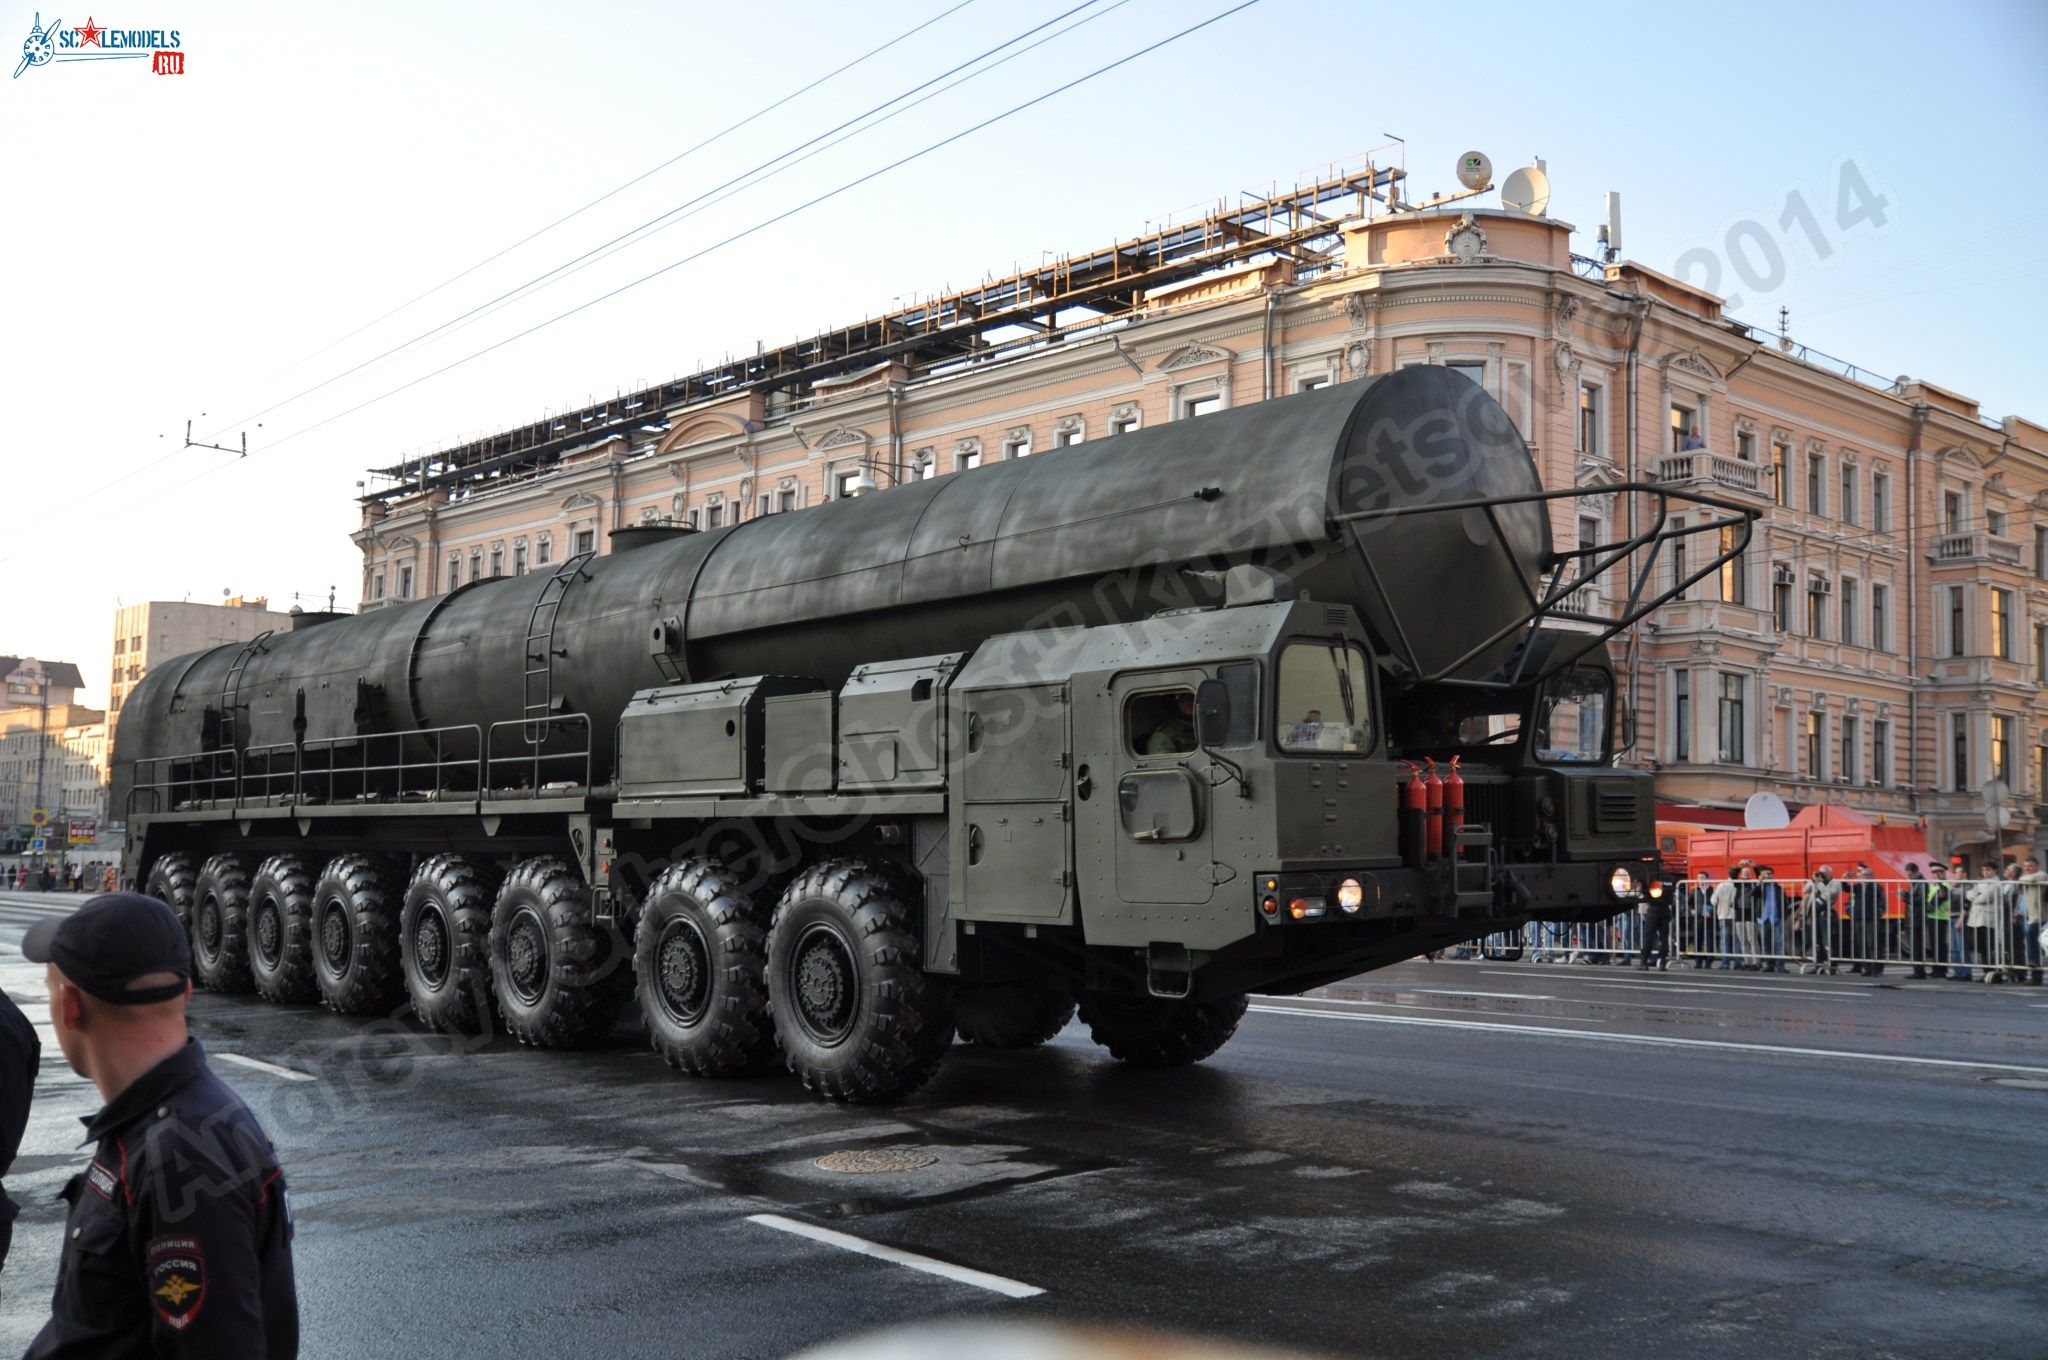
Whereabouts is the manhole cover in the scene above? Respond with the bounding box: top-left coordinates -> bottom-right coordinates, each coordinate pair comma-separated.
814,1147 -> 939,1174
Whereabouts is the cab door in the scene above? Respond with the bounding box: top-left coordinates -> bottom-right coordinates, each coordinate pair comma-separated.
1107,670 -> 1215,907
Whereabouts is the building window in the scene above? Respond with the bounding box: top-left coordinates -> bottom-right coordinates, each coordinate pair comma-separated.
1839,577 -> 1859,646
447,554 -> 460,589
1718,673 -> 1746,764
1806,712 -> 1824,779
1872,719 -> 1890,788
536,536 -> 552,566
1944,490 -> 1965,535
1951,714 -> 1969,792
1179,392 -> 1223,420
1807,453 -> 1825,515
1109,408 -> 1140,437
833,468 -> 861,499
1771,441 -> 1790,506
1004,431 -> 1032,460
703,505 -> 722,529
1672,669 -> 1690,762
398,564 -> 414,598
1841,715 -> 1859,784
913,454 -> 936,480
2036,526 -> 2048,578
1871,472 -> 1890,532
1992,715 -> 2014,786
1669,404 -> 1697,452
488,547 -> 504,578
2035,622 -> 2047,678
1054,420 -> 1084,447
1772,568 -> 1793,633
1734,428 -> 1756,462
371,572 -> 385,600
1295,375 -> 1331,393
1839,465 -> 1858,525
512,545 -> 527,576
1992,588 -> 2014,659
779,486 -> 798,513
468,550 -> 483,583
1871,583 -> 1889,652
1671,523 -> 1688,600
1577,384 -> 1603,456
1948,585 -> 1966,656
1986,507 -> 2006,537
957,446 -> 982,471
574,528 -> 596,554
1807,578 -> 1828,640
1718,525 -> 1746,605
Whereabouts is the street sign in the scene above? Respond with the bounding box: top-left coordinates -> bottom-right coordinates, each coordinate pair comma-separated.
26,837 -> 46,854
28,808 -> 49,828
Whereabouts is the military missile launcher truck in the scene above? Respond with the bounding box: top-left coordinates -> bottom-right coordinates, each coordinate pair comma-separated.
113,368 -> 1755,1102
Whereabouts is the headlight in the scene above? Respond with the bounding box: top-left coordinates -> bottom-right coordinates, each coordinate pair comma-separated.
1647,877 -> 1666,900
1609,866 -> 1641,898
1336,878 -> 1365,913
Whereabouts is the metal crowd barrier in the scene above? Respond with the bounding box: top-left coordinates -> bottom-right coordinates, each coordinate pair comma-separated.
1451,877 -> 2044,981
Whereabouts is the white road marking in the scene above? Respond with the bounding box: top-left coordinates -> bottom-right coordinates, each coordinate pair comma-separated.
1383,988 -> 1560,1002
1247,1002 -> 2048,1078
1579,980 -> 1868,1001
1280,996 -> 1607,1026
747,1213 -> 1044,1299
215,1052 -> 315,1082
1478,967 -> 1865,999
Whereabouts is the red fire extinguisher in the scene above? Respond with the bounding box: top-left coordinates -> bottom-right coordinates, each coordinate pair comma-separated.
1401,762 -> 1427,868
1422,759 -> 1445,864
1443,755 -> 1465,861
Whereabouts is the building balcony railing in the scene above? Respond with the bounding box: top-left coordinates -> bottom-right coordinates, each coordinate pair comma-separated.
1655,450 -> 1765,497
1932,532 -> 2024,566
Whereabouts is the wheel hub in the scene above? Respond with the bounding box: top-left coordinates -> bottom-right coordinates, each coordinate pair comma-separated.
791,923 -> 857,1044
656,919 -> 710,1025
319,904 -> 349,972
197,897 -> 222,957
507,912 -> 546,1003
414,907 -> 449,986
253,900 -> 281,967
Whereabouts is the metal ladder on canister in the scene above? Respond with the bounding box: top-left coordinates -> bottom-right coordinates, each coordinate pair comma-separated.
522,551 -> 593,746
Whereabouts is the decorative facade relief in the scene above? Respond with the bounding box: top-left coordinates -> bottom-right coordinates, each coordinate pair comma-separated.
1552,340 -> 1582,396
1342,340 -> 1371,379
1158,341 -> 1231,372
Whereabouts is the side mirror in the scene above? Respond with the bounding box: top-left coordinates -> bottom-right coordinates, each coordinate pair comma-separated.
1195,678 -> 1230,749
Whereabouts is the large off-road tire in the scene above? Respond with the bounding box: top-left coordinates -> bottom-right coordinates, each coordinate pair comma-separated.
767,861 -> 953,1104
144,853 -> 198,937
247,855 -> 319,1004
488,856 -> 632,1048
633,858 -> 776,1076
1078,992 -> 1249,1067
192,855 -> 255,994
310,854 -> 407,1016
955,986 -> 1076,1049
402,854 -> 500,1033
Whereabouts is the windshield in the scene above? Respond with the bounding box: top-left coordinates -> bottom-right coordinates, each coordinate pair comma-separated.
1276,641 -> 1374,754
1536,666 -> 1613,764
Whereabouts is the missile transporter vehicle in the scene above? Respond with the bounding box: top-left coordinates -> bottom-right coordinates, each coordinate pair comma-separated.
114,369 -> 1753,1102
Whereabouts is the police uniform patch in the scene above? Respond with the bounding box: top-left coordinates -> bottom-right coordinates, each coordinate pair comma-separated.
84,1162 -> 119,1201
146,1236 -> 207,1330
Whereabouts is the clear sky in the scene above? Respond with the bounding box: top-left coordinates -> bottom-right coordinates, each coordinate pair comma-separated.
4,0 -> 2044,704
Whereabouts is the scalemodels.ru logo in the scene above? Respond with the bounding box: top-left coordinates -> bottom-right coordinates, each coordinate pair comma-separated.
14,12 -> 185,78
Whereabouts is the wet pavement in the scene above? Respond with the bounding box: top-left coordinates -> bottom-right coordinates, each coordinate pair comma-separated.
3,891 -> 2044,1358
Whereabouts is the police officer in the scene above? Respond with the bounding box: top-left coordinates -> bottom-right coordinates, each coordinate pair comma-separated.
22,892 -> 298,1358
1,981 -> 39,1275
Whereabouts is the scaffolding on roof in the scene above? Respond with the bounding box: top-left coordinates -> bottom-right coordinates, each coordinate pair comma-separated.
363,164 -> 1405,504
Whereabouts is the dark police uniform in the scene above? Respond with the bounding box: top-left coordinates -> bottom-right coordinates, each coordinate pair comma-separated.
26,1039 -> 297,1358
1,986 -> 40,1272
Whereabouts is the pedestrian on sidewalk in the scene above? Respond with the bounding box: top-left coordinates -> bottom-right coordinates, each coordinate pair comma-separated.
1757,866 -> 1786,971
1640,886 -> 1672,970
1801,867 -> 1842,975
1689,871 -> 1716,968
2019,856 -> 2046,986
1964,869 -> 2004,984
1733,865 -> 1762,970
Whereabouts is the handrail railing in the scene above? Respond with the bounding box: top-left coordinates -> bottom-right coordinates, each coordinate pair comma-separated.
124,721 -> 493,814
486,714 -> 592,792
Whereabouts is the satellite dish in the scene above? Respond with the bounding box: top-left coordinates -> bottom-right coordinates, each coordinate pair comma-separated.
1744,791 -> 1791,830
1501,166 -> 1551,215
1455,151 -> 1492,191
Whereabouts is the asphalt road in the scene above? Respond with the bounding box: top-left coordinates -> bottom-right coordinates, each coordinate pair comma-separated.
2,889 -> 2045,1359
